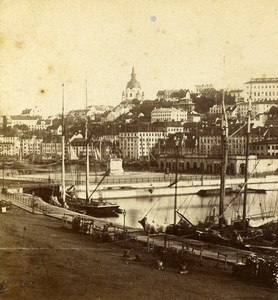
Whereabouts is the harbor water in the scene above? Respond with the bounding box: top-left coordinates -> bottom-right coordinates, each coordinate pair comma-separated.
107,189 -> 278,229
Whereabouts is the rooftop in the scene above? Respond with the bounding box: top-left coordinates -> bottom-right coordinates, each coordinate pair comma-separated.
245,78 -> 278,84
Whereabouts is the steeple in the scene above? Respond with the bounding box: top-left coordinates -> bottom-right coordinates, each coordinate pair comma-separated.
122,66 -> 144,102
126,67 -> 141,89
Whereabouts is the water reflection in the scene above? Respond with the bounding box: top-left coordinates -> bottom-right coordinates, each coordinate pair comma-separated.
109,190 -> 276,229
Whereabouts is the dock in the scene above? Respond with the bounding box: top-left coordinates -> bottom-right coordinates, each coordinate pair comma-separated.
1,191 -> 277,273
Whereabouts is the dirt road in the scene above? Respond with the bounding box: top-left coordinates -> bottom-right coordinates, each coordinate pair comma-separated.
0,207 -> 277,300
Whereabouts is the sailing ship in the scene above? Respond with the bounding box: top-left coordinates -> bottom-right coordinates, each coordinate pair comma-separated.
139,82 -> 278,250
66,170 -> 120,217
62,82 -> 120,217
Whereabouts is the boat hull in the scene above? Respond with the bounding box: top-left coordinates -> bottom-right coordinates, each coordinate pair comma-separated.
67,201 -> 120,218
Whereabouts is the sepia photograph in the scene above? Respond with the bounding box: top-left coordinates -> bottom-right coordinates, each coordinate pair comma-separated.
0,0 -> 278,299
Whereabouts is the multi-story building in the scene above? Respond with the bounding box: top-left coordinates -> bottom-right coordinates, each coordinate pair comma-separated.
244,78 -> 278,102
251,101 -> 277,117
237,100 -> 277,119
41,141 -> 62,159
151,107 -> 187,123
236,101 -> 249,119
228,89 -> 244,103
198,125 -> 269,156
21,137 -> 43,158
11,115 -> 41,130
0,136 -> 20,157
195,84 -> 214,94
187,112 -> 201,123
156,89 -> 180,101
35,119 -> 53,131
198,127 -> 223,155
162,122 -> 183,134
249,140 -> 278,157
209,104 -> 237,119
119,128 -> 165,160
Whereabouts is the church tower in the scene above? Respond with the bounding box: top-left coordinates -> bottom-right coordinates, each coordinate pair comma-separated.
122,67 -> 144,102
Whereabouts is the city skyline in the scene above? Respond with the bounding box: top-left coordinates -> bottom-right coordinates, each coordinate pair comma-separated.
1,0 -> 278,117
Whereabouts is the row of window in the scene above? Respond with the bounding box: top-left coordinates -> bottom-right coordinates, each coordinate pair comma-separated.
248,85 -> 278,89
120,133 -> 164,137
247,91 -> 278,96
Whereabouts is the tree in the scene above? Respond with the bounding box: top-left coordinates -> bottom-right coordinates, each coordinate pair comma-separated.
193,96 -> 215,114
13,124 -> 29,132
269,106 -> 278,118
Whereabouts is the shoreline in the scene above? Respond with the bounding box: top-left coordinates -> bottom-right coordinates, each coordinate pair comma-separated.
0,206 -> 277,299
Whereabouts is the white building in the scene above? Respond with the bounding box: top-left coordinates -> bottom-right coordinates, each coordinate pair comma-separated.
237,100 -> 277,119
119,130 -> 165,160
21,106 -> 41,116
41,141 -> 62,159
21,137 -> 43,158
87,105 -> 112,119
11,115 -> 41,130
106,103 -> 132,122
151,107 -> 187,123
187,111 -> 201,123
164,123 -> 183,134
195,84 -> 214,94
0,136 -> 20,157
244,78 -> 278,102
209,104 -> 237,118
35,119 -> 52,131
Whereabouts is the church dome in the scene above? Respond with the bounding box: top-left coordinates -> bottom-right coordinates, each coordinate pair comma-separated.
126,67 -> 141,89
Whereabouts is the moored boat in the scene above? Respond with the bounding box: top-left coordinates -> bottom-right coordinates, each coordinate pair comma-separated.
66,199 -> 120,217
62,83 -> 122,218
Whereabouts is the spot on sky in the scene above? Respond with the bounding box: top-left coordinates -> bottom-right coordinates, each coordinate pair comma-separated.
150,16 -> 156,22
15,40 -> 24,49
0,35 -> 4,47
156,28 -> 165,34
121,61 -> 128,67
40,89 -> 45,95
48,64 -> 54,73
128,28 -> 133,34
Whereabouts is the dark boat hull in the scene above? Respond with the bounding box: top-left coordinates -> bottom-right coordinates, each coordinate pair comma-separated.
68,202 -> 120,218
197,187 -> 266,197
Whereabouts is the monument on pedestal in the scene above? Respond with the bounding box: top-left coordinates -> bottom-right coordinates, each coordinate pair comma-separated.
108,157 -> 124,175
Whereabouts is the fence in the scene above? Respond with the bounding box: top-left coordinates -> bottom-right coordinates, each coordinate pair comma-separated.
7,171 -> 272,187
4,192 -> 52,214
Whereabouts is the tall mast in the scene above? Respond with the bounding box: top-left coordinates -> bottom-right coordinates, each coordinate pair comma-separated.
85,78 -> 90,205
174,136 -> 179,225
219,87 -> 228,227
61,83 -> 66,206
2,162 -> 5,192
243,79 -> 252,227
219,57 -> 228,227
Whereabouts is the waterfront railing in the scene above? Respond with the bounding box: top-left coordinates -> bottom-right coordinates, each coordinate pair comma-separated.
6,172 -> 271,187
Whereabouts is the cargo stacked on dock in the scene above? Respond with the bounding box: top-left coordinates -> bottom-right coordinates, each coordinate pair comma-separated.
233,254 -> 278,287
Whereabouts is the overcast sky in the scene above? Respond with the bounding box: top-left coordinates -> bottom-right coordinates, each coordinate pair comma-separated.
1,0 -> 278,117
